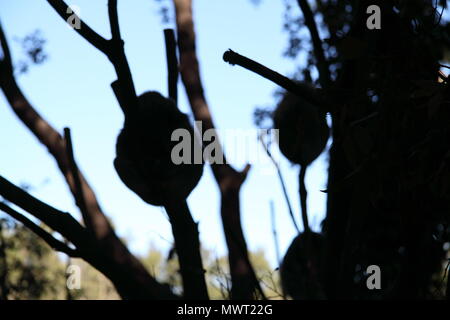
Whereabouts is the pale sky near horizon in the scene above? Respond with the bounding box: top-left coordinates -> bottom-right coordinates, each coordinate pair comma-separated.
0,0 -> 329,267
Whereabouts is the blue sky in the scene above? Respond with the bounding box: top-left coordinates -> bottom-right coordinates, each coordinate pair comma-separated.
0,0 -> 328,267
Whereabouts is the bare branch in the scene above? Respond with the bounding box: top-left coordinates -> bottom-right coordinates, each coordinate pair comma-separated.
0,19 -> 177,300
47,0 -> 111,55
110,79 -> 128,114
269,200 -> 281,265
63,128 -> 92,231
46,0 -> 139,117
299,166 -> 310,232
0,175 -> 89,249
163,199 -> 209,299
108,0 -> 121,41
223,49 -> 326,110
174,0 -> 263,299
297,0 -> 330,88
0,70 -> 112,239
0,20 -> 112,239
0,22 -> 12,73
0,175 -> 178,299
223,49 -> 298,92
0,202 -> 80,257
164,29 -> 179,103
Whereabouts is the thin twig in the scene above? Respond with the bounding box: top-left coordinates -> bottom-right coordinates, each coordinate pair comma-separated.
259,134 -> 299,232
269,201 -> 281,265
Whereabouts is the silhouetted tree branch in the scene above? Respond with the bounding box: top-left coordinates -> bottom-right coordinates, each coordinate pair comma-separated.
173,0 -> 264,300
299,167 -> 310,233
47,0 -> 110,53
164,199 -> 208,299
161,30 -> 209,299
64,128 -> 90,231
296,0 -> 330,88
108,0 -> 121,41
0,26 -> 110,241
0,202 -> 80,257
258,133 -> 299,232
0,175 -> 177,299
47,0 -> 139,117
0,20 -> 176,300
46,3 -> 209,299
447,261 -> 450,300
164,29 -> 179,103
223,49 -> 328,112
0,176 -> 90,247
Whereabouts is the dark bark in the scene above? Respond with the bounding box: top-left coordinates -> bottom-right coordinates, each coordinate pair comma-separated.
0,20 -> 177,299
0,176 -> 177,299
174,0 -> 264,299
296,0 -> 330,88
164,199 -> 208,299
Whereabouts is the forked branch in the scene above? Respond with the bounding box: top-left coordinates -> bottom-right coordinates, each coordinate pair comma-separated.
0,20 -> 176,299
47,0 -> 110,54
47,0 -> 138,116
0,175 -> 89,248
